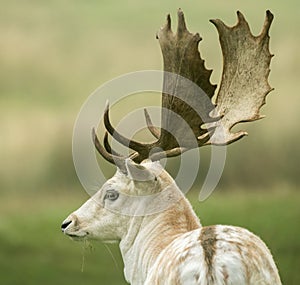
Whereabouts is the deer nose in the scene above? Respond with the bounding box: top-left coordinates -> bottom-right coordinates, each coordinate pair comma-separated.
61,220 -> 72,232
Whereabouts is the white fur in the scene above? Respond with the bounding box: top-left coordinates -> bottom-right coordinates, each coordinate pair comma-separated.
62,161 -> 282,285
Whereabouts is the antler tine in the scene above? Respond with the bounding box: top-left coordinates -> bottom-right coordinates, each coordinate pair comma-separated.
103,101 -> 150,154
144,108 -> 160,139
103,131 -> 112,153
92,128 -> 127,172
103,131 -> 124,157
92,128 -> 113,163
177,8 -> 187,35
260,10 -> 274,39
165,14 -> 172,32
150,147 -> 188,162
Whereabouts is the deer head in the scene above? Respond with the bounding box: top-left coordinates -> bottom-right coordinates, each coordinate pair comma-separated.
61,160 -> 187,241
62,6 -> 274,259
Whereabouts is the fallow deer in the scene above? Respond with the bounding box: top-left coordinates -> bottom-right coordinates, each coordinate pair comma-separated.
62,10 -> 282,285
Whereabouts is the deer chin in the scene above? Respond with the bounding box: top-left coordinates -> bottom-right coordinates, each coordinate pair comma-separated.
65,229 -> 119,243
64,230 -> 89,241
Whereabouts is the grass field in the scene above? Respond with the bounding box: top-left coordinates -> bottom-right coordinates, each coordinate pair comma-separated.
1,0 -> 299,284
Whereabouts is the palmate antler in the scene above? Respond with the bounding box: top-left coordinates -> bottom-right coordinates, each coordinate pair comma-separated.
93,9 -> 274,168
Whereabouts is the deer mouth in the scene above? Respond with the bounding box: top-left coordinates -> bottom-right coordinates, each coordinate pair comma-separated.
65,231 -> 89,240
69,234 -> 87,241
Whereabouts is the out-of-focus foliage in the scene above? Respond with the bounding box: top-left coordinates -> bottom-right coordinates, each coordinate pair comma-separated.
0,0 -> 299,192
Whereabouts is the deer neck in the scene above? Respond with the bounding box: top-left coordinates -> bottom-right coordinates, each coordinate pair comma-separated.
119,191 -> 201,285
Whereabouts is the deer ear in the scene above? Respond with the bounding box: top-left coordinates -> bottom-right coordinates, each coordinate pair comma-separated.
125,159 -> 156,182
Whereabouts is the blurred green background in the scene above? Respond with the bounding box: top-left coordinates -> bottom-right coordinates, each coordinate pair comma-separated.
0,0 -> 299,284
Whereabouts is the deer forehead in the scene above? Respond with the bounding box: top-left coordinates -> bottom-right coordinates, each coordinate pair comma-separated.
103,170 -> 133,193
101,161 -> 174,196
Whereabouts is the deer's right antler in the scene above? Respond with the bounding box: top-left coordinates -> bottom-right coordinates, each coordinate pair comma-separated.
93,9 -> 274,167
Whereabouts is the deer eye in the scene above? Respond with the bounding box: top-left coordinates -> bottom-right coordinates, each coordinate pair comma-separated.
104,190 -> 119,201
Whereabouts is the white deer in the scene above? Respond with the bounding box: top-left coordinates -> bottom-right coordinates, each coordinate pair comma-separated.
62,10 -> 282,285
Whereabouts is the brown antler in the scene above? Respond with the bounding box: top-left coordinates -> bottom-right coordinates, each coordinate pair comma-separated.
93,9 -> 274,166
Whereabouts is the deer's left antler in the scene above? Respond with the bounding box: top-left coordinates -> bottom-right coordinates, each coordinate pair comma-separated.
93,9 -> 274,167
207,10 -> 274,145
